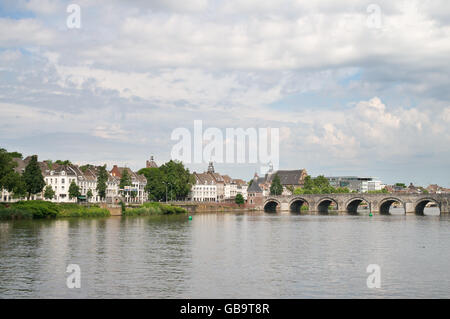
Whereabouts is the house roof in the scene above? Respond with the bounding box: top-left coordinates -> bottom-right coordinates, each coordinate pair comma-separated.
247,179 -> 263,193
266,169 -> 307,185
194,172 -> 216,184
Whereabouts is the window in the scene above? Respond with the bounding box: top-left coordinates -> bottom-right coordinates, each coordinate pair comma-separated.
62,178 -> 65,184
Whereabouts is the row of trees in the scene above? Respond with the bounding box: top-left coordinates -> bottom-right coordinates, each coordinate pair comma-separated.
1,149 -> 45,199
138,160 -> 194,202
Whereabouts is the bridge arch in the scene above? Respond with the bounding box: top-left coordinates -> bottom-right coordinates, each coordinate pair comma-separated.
345,197 -> 370,215
316,197 -> 338,214
414,198 -> 441,216
289,197 -> 310,213
264,198 -> 281,213
379,197 -> 405,215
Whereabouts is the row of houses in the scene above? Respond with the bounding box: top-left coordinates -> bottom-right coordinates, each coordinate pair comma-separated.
384,183 -> 450,194
0,156 -> 148,203
189,162 -> 248,202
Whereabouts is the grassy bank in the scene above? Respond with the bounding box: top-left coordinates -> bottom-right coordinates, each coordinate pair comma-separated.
123,202 -> 187,216
0,201 -> 110,220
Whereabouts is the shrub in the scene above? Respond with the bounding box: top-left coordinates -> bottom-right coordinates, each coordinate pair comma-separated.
11,200 -> 59,218
57,205 -> 110,217
124,202 -> 187,216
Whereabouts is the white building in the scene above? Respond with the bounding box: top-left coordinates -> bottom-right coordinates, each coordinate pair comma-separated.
191,172 -> 218,202
361,180 -> 384,193
190,163 -> 248,202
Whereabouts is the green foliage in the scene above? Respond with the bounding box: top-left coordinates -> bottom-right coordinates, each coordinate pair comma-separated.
44,185 -> 55,200
86,189 -> 93,199
0,206 -> 33,219
55,160 -> 72,165
160,160 -> 195,201
139,160 -> 194,201
235,193 -> 245,206
23,155 -> 45,199
395,183 -> 406,188
270,174 -> 283,195
96,165 -> 108,200
57,203 -> 110,217
0,148 -> 21,192
367,188 -> 389,194
123,202 -> 187,216
45,160 -> 53,170
139,167 -> 166,201
294,175 -> 350,194
0,201 -> 109,219
80,164 -> 94,173
68,181 -> 81,199
11,200 -> 59,218
119,168 -> 132,189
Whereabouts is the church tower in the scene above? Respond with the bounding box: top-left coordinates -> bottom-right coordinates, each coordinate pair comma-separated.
207,161 -> 215,173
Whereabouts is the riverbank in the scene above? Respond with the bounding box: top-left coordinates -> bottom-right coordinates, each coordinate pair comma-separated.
0,200 -> 190,219
0,201 -> 110,219
123,202 -> 188,216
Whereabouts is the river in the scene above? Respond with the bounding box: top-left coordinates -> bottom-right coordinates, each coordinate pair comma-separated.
0,210 -> 449,298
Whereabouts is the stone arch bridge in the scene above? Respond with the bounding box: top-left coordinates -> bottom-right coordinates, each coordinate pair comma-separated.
261,193 -> 450,215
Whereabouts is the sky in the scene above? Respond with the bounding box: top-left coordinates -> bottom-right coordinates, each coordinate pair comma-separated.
0,0 -> 449,186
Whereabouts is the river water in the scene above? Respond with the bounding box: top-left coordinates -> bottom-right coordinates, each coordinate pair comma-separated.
0,210 -> 449,298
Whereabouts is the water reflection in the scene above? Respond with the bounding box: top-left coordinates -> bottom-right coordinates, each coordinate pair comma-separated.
1,213 -> 449,298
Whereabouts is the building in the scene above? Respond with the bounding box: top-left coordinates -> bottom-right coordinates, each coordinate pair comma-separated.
146,156 -> 158,168
250,164 -> 308,196
0,155 -> 150,204
247,173 -> 264,207
426,184 -> 450,194
189,162 -> 249,202
326,176 -> 384,193
43,164 -> 83,202
234,179 -> 248,200
110,165 -> 147,203
191,172 -> 218,202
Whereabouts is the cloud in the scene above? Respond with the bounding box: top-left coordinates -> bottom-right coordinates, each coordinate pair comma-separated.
1,0 -> 450,185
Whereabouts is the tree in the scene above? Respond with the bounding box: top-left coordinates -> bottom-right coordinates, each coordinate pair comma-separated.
138,167 -> 166,201
159,160 -> 195,201
235,193 -> 245,206
23,155 -> 45,199
303,175 -> 314,190
314,175 -> 329,189
68,181 -> 80,200
138,160 -> 194,201
395,183 -> 406,188
119,168 -> 132,190
44,185 -> 55,200
96,165 -> 108,200
0,148 -> 21,192
270,174 -> 283,195
55,160 -> 72,165
87,189 -> 93,200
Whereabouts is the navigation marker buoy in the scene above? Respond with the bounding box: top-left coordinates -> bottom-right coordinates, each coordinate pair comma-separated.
188,216 -> 192,220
